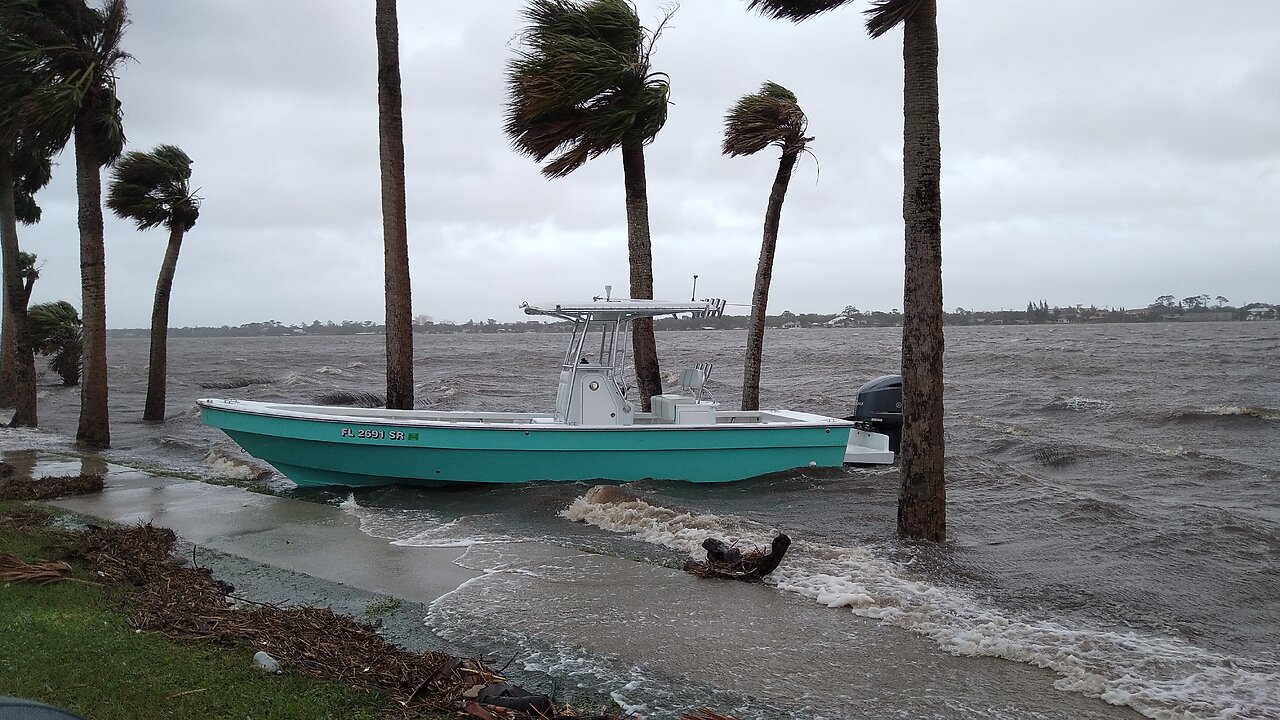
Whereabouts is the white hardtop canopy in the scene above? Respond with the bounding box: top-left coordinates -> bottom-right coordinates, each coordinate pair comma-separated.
522,298 -> 725,323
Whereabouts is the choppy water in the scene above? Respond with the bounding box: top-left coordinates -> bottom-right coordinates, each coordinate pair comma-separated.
5,322 -> 1279,719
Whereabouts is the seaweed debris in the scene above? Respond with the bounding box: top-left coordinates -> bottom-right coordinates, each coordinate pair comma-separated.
56,523 -> 614,718
0,473 -> 104,501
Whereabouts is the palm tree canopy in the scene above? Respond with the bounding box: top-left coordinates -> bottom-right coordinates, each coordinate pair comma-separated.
723,81 -> 811,158
505,0 -> 670,178
107,144 -> 200,231
27,299 -> 81,353
17,251 -> 39,281
12,148 -> 53,225
1,0 -> 131,163
745,0 -> 923,37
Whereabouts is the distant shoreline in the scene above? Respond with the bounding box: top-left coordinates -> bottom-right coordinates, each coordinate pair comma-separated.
105,305 -> 1277,338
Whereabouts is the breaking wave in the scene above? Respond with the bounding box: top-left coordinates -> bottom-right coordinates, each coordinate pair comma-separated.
561,486 -> 1280,720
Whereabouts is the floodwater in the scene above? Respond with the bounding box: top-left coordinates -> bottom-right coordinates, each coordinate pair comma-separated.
4,322 -> 1278,719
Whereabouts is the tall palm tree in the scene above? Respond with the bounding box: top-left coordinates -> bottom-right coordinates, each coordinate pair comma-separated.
375,0 -> 413,410
0,3 -> 55,425
505,0 -> 671,410
28,300 -> 82,386
747,0 -> 945,541
10,0 -> 131,447
723,82 -> 812,412
106,144 -> 200,422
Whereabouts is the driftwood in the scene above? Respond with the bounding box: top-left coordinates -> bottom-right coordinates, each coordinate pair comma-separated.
683,534 -> 790,582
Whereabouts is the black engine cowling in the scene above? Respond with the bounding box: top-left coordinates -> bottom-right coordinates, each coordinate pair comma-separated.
847,374 -> 903,452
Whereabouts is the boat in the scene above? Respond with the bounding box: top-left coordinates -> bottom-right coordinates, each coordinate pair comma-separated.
198,294 -> 894,487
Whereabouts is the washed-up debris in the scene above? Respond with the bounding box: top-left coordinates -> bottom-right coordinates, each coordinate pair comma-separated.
252,650 -> 282,674
0,506 -> 55,531
0,473 -> 104,501
60,522 -> 562,717
0,552 -> 73,585
683,534 -> 791,582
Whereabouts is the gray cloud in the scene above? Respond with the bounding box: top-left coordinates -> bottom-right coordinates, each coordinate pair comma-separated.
15,0 -> 1280,328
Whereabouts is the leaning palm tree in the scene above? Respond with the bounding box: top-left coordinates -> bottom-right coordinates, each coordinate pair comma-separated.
723,82 -> 812,412
10,0 -> 131,446
374,0 -> 414,410
747,0 -> 945,541
505,0 -> 671,410
28,300 -> 82,386
107,144 -> 200,422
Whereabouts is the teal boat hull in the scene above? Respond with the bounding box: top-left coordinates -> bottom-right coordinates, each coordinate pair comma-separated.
198,400 -> 855,487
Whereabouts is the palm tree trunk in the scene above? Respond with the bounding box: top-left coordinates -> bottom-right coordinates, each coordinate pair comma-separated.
621,139 -> 661,411
0,153 -> 38,426
896,0 -> 945,542
742,151 -> 798,411
143,226 -> 183,422
74,117 -> 110,448
376,0 -> 414,411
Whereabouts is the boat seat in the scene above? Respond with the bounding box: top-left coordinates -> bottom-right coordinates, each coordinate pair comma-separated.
679,362 -> 714,402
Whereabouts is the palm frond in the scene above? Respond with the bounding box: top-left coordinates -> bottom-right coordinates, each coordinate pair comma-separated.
505,0 -> 670,178
864,0 -> 924,38
107,144 -> 200,231
745,0 -> 855,22
722,81 -> 810,158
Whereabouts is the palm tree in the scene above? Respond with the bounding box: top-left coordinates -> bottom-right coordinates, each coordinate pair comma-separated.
10,0 -> 131,446
28,300 -> 82,386
375,0 -> 414,411
0,250 -> 41,409
505,0 -> 671,410
747,0 -> 945,541
0,4 -> 55,425
723,82 -> 812,412
106,144 -> 200,422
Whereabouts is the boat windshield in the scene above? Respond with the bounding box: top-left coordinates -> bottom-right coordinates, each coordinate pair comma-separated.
563,318 -> 629,376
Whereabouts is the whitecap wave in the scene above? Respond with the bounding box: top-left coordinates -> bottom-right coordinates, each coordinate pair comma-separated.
202,447 -> 272,481
1045,396 -> 1114,412
561,485 -> 1280,720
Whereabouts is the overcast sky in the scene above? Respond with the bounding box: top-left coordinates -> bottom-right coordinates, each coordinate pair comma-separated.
16,0 -> 1280,327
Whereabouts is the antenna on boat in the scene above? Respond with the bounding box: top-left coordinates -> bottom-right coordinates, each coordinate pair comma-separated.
691,274 -> 699,301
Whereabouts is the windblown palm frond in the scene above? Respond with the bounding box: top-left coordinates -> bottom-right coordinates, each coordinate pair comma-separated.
744,0 -> 922,37
722,81 -> 810,158
28,300 -> 82,386
505,0 -> 670,178
3,0 -> 132,163
107,144 -> 200,231
744,0 -> 854,21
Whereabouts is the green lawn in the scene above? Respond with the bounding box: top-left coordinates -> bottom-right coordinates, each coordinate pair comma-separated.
0,507 -> 435,720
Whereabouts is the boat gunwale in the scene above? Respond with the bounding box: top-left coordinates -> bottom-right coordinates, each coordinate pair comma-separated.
196,399 -> 855,432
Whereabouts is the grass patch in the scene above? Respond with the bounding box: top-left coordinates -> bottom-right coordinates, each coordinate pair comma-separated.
0,514 -> 407,720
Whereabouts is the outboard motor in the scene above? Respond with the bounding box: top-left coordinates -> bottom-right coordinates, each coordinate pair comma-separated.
847,374 -> 903,453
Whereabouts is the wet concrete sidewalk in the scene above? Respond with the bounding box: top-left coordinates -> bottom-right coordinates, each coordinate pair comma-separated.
5,451 -> 478,606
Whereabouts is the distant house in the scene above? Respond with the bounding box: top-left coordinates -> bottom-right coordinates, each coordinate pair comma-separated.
1246,307 -> 1277,321
782,321 -> 802,329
